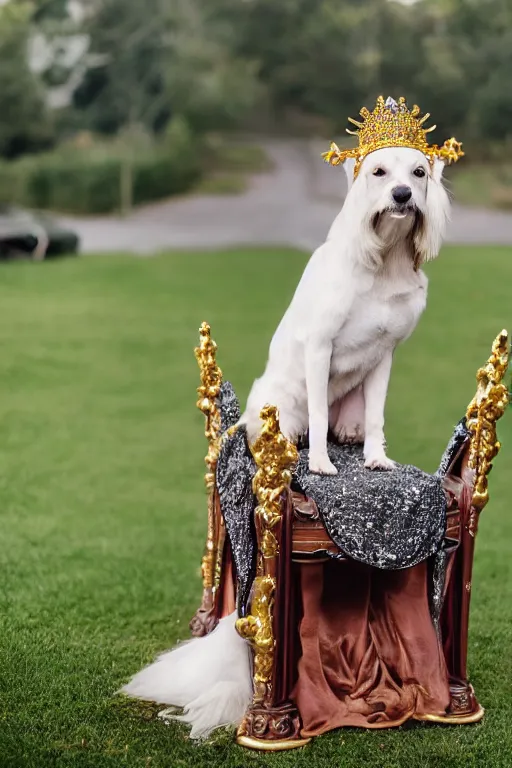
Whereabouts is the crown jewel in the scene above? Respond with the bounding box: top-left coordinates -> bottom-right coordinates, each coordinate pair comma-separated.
323,95 -> 464,177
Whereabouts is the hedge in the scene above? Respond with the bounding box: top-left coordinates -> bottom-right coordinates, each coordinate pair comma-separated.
0,127 -> 201,214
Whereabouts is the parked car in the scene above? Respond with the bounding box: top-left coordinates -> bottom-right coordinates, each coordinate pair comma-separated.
0,206 -> 80,259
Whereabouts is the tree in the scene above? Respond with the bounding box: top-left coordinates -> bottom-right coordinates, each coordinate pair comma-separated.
72,0 -> 261,137
0,2 -> 54,158
164,0 -> 261,133
72,0 -> 171,135
6,0 -> 512,163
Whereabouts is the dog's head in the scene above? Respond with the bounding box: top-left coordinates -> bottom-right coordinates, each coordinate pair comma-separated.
343,146 -> 450,268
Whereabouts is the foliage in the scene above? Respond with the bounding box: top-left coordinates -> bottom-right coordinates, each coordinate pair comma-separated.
10,0 -> 512,163
0,126 -> 201,213
450,162 -> 512,210
216,0 -> 512,144
72,0 -> 261,136
193,140 -> 272,195
0,1 -> 54,158
72,0 -> 172,135
6,0 -> 512,185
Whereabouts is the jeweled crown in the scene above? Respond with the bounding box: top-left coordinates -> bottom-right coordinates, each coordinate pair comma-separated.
323,95 -> 464,178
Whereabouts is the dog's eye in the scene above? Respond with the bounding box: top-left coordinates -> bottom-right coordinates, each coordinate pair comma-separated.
373,168 -> 386,177
413,167 -> 426,178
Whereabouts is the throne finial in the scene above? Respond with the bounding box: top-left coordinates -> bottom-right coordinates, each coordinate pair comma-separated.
195,321 -> 222,451
189,322 -> 224,637
236,405 -> 298,711
466,329 -> 509,514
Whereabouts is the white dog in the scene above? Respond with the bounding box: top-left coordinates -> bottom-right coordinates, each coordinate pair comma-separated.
240,146 -> 450,474
121,139 -> 456,743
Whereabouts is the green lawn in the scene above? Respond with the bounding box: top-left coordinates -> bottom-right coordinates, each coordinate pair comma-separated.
449,162 -> 512,210
195,142 -> 273,195
0,246 -> 511,768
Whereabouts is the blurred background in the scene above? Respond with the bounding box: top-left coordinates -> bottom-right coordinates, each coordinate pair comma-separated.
2,0 -> 512,255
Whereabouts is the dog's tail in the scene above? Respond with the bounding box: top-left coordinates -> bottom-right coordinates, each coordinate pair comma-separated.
120,612 -> 252,740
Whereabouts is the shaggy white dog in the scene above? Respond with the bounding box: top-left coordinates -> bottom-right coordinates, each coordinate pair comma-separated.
121,144 -> 453,741
240,146 -> 451,474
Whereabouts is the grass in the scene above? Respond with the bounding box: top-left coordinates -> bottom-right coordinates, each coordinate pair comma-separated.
195,142 -> 273,195
449,162 -> 512,209
0,245 -> 511,768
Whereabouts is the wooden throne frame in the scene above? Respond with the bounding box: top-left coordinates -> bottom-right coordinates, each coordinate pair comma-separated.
189,323 -> 509,750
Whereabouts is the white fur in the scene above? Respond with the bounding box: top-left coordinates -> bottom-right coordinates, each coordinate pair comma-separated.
120,147 -> 451,741
240,147 -> 450,474
121,612 -> 252,740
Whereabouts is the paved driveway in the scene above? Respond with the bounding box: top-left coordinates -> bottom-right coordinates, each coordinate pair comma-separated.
57,139 -> 512,255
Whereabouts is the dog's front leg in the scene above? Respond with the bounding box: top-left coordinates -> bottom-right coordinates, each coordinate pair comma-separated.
305,341 -> 337,475
363,351 -> 395,471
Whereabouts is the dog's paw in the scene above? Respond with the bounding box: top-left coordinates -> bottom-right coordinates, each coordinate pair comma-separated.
364,454 -> 396,471
335,423 -> 365,445
309,454 -> 338,475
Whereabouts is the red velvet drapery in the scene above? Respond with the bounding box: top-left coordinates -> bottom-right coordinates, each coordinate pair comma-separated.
293,559 -> 450,736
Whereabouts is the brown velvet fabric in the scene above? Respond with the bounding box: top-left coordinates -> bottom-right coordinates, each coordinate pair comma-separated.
219,545 -> 236,619
293,559 -> 450,736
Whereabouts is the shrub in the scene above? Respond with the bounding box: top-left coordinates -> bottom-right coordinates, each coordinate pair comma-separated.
133,152 -> 200,206
0,120 -> 201,214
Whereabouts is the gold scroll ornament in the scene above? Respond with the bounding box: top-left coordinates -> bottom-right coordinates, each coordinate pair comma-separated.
465,329 -> 509,519
194,322 -> 223,595
236,405 -> 298,701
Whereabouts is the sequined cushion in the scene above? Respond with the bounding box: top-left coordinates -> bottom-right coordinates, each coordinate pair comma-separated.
435,418 -> 469,478
215,383 -> 256,614
294,444 -> 446,570
216,383 -> 450,612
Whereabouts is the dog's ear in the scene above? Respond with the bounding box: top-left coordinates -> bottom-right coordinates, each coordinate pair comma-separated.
413,158 -> 450,265
431,156 -> 445,185
343,158 -> 356,190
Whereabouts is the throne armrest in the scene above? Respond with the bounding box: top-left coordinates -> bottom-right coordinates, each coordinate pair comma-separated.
291,492 -> 339,561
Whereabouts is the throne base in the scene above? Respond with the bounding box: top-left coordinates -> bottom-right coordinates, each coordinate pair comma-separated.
189,587 -> 219,637
414,683 -> 484,725
236,701 -> 310,751
236,735 -> 312,751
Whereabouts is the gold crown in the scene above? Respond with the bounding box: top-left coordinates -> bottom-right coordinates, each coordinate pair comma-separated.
323,95 -> 464,178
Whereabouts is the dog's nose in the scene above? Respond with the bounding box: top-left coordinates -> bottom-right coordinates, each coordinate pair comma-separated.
392,185 -> 412,204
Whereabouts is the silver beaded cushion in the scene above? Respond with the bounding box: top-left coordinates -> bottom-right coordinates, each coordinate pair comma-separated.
216,383 -> 459,613
216,383 -> 256,615
294,444 -> 446,570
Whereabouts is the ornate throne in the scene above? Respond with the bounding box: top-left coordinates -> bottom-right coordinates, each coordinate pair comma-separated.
190,322 -> 509,751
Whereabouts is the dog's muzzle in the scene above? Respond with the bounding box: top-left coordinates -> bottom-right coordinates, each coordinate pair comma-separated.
373,200 -> 419,226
